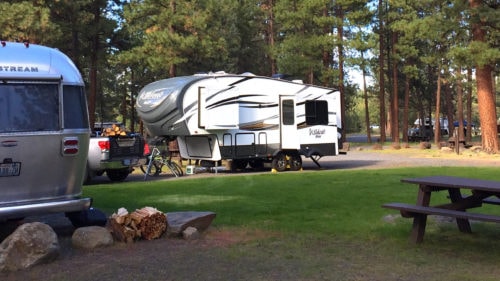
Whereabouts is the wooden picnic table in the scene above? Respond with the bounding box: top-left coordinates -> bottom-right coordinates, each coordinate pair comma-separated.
382,175 -> 500,243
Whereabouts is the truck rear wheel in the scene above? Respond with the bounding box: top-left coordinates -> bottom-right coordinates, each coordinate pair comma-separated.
106,168 -> 130,182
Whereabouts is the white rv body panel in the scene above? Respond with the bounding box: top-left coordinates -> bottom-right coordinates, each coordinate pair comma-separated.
279,96 -> 299,150
136,73 -> 342,170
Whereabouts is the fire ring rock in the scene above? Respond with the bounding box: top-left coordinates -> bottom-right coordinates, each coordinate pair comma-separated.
0,222 -> 60,272
72,226 -> 114,249
166,211 -> 216,237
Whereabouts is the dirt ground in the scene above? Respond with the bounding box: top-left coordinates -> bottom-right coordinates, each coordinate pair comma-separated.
1,146 -> 500,280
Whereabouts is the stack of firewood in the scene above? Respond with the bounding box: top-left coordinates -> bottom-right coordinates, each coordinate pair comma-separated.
108,206 -> 167,242
101,124 -> 128,137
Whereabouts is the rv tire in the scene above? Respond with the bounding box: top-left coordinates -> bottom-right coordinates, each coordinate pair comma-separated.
272,152 -> 287,172
289,153 -> 302,171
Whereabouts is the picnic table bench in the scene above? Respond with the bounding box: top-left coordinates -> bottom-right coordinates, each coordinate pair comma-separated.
382,175 -> 500,243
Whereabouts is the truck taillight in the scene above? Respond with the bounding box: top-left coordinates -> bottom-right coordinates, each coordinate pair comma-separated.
98,140 -> 110,151
62,137 -> 79,155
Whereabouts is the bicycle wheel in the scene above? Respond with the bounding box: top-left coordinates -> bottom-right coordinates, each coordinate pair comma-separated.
169,161 -> 184,177
141,161 -> 160,177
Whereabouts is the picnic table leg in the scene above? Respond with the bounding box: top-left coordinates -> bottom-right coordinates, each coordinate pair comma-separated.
447,188 -> 472,233
410,185 -> 432,243
410,214 -> 428,243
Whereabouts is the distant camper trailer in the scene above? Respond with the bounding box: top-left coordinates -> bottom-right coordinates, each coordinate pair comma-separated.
136,73 -> 344,172
0,41 -> 93,224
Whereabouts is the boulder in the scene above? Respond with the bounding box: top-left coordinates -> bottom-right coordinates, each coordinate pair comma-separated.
72,226 -> 114,249
166,211 -> 216,237
0,222 -> 60,272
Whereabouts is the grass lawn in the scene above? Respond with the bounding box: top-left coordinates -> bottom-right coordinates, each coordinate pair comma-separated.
83,167 -> 500,281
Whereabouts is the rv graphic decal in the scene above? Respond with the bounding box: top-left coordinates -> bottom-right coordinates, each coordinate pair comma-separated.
0,65 -> 39,72
309,128 -> 326,138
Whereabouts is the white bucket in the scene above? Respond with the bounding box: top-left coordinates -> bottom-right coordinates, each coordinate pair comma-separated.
186,165 -> 195,175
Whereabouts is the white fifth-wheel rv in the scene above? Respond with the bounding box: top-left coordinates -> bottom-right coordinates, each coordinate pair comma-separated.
136,73 -> 344,172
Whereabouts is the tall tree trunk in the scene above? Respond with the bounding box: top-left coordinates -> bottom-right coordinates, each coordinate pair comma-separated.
378,0 -> 386,143
466,67 -> 473,141
169,0 -> 176,77
88,2 -> 101,130
336,5 -> 346,144
403,72 -> 409,143
362,52 -> 371,143
445,80 -> 454,138
456,68 -> 465,142
322,5 -> 330,86
267,0 -> 277,75
129,70 -> 135,132
434,67 -> 442,145
391,32 -> 399,143
470,0 -> 498,153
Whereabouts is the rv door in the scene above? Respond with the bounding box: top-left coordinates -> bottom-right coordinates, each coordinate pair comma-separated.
279,96 -> 299,149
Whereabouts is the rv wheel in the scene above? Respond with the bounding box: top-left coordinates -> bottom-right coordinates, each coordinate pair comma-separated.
272,152 -> 287,172
289,153 -> 302,171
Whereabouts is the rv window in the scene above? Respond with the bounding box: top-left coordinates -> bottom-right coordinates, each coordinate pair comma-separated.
282,99 -> 295,125
0,83 -> 59,133
305,100 -> 328,125
63,85 -> 89,129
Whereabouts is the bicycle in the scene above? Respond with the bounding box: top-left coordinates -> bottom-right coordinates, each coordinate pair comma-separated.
141,145 -> 184,180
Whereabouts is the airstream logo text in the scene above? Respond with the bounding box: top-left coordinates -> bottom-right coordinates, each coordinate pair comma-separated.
0,65 -> 39,72
309,128 -> 325,138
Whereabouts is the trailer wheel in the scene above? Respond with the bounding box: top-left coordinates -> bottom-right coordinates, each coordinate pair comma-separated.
289,153 -> 302,171
272,152 -> 287,172
106,168 -> 130,182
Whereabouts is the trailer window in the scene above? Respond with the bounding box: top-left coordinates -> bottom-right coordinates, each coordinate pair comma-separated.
0,83 -> 59,133
305,100 -> 328,125
282,99 -> 295,125
63,85 -> 89,129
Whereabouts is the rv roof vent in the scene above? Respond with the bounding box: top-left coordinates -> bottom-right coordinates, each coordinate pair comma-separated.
240,72 -> 256,76
292,79 -> 303,84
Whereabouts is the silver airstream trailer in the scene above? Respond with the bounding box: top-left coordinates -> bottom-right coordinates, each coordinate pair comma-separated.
0,41 -> 93,223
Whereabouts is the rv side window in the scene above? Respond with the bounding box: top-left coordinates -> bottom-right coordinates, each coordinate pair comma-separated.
305,100 -> 328,125
63,85 -> 89,129
0,83 -> 59,133
282,99 -> 295,125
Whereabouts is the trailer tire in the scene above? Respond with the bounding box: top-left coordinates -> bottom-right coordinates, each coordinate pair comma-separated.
272,152 -> 287,172
106,168 -> 130,182
289,153 -> 302,171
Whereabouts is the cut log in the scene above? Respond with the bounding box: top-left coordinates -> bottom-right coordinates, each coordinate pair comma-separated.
108,217 -> 136,243
108,206 -> 167,242
132,207 -> 167,240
